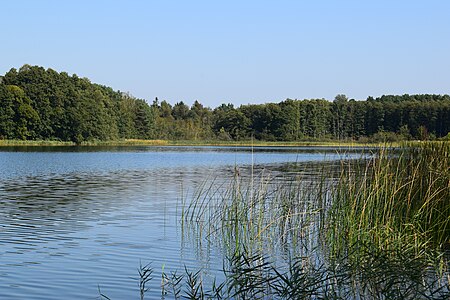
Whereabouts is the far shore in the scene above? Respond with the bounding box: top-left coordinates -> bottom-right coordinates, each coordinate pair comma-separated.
0,138 -> 437,148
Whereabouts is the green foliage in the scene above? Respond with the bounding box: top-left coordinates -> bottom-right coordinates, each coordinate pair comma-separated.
0,65 -> 153,143
327,142 -> 450,257
213,107 -> 250,140
0,84 -> 39,139
1,65 -> 449,142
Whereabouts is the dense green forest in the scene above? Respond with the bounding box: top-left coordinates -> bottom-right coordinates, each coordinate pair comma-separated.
0,65 -> 449,143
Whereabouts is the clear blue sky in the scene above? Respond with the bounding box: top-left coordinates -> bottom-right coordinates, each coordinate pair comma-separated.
1,0 -> 449,107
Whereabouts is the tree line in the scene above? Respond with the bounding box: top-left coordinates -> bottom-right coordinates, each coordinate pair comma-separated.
1,65 -> 449,143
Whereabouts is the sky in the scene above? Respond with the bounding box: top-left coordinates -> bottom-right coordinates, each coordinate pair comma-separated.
1,0 -> 449,107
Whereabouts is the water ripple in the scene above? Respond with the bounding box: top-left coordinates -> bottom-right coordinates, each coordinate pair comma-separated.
0,147 -> 362,299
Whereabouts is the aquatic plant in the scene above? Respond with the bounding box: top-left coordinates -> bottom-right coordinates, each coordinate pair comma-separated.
182,165 -> 330,260
100,142 -> 449,298
100,243 -> 449,299
181,142 -> 450,297
327,142 -> 450,261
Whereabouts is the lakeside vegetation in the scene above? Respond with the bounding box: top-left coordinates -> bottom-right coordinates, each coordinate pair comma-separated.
183,142 -> 449,260
99,142 -> 449,299
0,138 -> 408,147
1,64 -> 448,298
1,65 -> 449,145
0,66 -> 450,299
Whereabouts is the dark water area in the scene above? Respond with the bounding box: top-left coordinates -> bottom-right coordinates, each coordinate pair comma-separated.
0,146 -> 368,299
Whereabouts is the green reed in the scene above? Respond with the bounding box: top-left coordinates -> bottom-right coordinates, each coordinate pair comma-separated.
100,142 -> 449,298
182,166 -> 330,259
100,243 -> 449,299
327,142 -> 450,261
179,142 -> 449,298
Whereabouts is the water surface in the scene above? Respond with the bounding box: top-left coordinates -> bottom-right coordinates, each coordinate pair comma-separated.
0,146 -> 364,299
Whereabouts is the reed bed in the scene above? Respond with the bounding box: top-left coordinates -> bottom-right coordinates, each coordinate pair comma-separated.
101,142 -> 450,298
182,167 -> 330,260
0,138 -> 396,147
182,142 -> 450,262
180,142 -> 449,298
100,244 -> 449,299
0,139 -> 75,146
327,142 -> 450,261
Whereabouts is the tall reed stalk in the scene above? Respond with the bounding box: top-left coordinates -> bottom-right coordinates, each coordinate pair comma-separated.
327,142 -> 450,261
101,142 -> 449,298
183,166 -> 330,260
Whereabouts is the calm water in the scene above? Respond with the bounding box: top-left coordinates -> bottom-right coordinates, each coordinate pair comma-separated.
0,146 -> 365,299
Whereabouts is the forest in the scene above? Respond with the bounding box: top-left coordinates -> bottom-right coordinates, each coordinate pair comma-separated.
1,65 -> 449,143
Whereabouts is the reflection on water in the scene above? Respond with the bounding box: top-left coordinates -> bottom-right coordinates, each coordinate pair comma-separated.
0,146 -> 365,299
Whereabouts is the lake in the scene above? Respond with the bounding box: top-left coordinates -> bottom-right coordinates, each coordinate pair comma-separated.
0,146 -> 383,299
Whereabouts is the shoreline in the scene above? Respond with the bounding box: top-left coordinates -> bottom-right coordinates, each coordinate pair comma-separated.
0,138 -> 425,148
